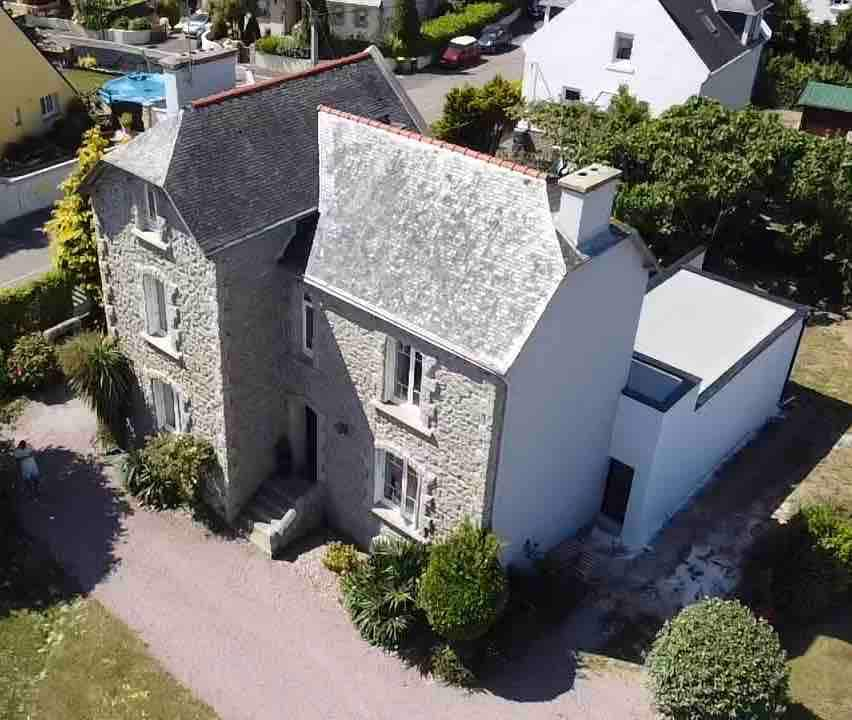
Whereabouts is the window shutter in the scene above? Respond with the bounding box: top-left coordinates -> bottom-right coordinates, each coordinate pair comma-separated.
155,280 -> 167,335
151,378 -> 165,429
382,338 -> 396,402
173,388 -> 182,432
143,275 -> 157,335
373,448 -> 385,503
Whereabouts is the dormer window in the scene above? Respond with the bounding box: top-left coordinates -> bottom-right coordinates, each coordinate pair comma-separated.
614,33 -> 633,62
144,184 -> 158,230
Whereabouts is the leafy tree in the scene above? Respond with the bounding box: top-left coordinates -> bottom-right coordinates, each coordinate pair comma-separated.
45,127 -> 108,302
157,0 -> 181,27
209,0 -> 260,41
391,0 -> 421,57
432,74 -> 521,155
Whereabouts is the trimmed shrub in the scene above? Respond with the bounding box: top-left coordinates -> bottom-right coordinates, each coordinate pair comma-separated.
124,433 -> 216,509
255,33 -> 306,55
57,333 -> 134,443
111,15 -> 130,29
322,542 -> 361,575
6,334 -> 58,392
417,519 -> 506,642
421,1 -> 515,51
340,537 -> 428,649
157,0 -> 181,27
646,598 -> 789,720
76,55 -> 98,70
0,271 -> 73,351
430,643 -> 477,687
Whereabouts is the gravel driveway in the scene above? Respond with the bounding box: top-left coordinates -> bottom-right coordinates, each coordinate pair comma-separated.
15,391 -> 653,720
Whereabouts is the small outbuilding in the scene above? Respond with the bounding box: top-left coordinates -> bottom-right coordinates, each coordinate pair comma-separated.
797,80 -> 852,138
607,262 -> 808,549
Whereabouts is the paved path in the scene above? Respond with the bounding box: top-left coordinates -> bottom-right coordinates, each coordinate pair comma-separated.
15,392 -> 652,720
0,210 -> 53,288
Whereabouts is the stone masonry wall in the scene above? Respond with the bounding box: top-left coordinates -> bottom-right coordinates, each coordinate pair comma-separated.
215,226 -> 293,520
92,169 -> 229,512
280,280 -> 505,548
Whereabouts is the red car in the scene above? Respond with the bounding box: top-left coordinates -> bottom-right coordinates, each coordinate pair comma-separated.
440,36 -> 481,69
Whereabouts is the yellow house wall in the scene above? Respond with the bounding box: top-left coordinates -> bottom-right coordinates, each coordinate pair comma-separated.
0,12 -> 77,151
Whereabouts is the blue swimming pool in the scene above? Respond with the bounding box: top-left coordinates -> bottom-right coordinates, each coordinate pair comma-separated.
98,72 -> 166,106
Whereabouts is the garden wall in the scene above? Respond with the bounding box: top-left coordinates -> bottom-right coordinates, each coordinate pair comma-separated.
252,50 -> 312,74
0,158 -> 76,225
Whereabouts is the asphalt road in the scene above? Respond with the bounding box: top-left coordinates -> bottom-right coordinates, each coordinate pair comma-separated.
0,210 -> 53,289
397,32 -> 534,124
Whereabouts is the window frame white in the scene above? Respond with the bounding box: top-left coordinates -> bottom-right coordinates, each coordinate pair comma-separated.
39,93 -> 59,119
150,377 -> 181,433
386,339 -> 423,407
613,32 -> 634,62
142,273 -> 168,338
302,292 -> 315,357
376,449 -> 422,526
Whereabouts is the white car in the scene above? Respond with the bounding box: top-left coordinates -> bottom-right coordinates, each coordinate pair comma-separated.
183,13 -> 210,38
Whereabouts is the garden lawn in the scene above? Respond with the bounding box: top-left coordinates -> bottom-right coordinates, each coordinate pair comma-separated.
61,69 -> 110,94
0,539 -> 218,720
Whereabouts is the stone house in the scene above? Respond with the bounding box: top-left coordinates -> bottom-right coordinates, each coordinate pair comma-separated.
86,47 -> 807,566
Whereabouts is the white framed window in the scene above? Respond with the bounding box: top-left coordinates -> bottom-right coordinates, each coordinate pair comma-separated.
39,93 -> 59,118
614,33 -> 634,61
355,9 -> 368,27
302,292 -> 315,357
151,377 -> 181,432
143,273 -> 168,338
376,449 -> 421,524
384,339 -> 423,406
561,87 -> 581,103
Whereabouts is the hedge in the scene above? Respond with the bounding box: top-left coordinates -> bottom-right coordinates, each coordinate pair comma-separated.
421,1 -> 515,52
0,271 -> 73,351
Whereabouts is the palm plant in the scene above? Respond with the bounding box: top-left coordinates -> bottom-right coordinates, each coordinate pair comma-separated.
58,332 -> 134,444
340,537 -> 429,649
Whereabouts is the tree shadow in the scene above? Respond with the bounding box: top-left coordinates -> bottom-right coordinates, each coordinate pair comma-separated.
12,446 -> 131,602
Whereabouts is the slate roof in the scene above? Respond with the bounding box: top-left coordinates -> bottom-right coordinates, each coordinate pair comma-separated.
96,47 -> 426,255
658,0 -> 755,71
304,107 -> 588,375
797,81 -> 852,113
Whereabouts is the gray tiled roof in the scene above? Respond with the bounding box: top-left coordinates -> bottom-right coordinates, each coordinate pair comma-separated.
101,48 -> 425,255
305,108 -> 582,375
659,0 -> 754,71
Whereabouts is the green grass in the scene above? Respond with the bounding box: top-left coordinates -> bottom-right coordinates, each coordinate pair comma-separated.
783,609 -> 852,720
61,69 -> 111,94
0,538 -> 218,720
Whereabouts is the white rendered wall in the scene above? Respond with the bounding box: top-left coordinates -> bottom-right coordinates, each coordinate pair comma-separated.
700,44 -> 763,108
522,0 -> 710,115
618,318 -> 803,549
491,238 -> 649,567
164,56 -> 236,115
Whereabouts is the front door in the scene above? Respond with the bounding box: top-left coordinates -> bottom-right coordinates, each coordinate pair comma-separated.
305,405 -> 318,484
601,459 -> 634,525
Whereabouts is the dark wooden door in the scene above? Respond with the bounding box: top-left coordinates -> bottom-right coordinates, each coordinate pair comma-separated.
601,459 -> 634,525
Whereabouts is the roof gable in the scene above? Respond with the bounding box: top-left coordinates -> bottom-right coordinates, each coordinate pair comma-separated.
100,48 -> 425,255
305,108 -> 576,375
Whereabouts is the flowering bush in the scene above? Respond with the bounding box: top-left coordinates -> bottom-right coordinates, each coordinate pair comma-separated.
6,334 -> 58,392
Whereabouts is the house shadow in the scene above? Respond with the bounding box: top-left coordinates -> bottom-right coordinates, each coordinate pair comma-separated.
12,445 -> 131,605
0,209 -> 51,262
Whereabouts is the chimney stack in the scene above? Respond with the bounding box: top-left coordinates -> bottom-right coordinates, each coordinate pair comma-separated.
160,47 -> 239,116
553,164 -> 621,252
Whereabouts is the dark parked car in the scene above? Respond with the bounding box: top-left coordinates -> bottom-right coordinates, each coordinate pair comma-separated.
527,0 -> 545,20
439,36 -> 482,69
478,24 -> 512,53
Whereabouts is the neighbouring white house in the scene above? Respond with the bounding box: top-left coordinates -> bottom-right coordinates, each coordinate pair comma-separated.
608,258 -> 807,549
522,0 -> 773,116
327,0 -> 441,43
803,0 -> 852,23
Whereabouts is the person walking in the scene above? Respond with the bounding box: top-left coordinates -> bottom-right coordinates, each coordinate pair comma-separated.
14,440 -> 40,499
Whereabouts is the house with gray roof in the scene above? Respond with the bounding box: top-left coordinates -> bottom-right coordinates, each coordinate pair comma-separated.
85,48 -> 806,564
522,0 -> 772,115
